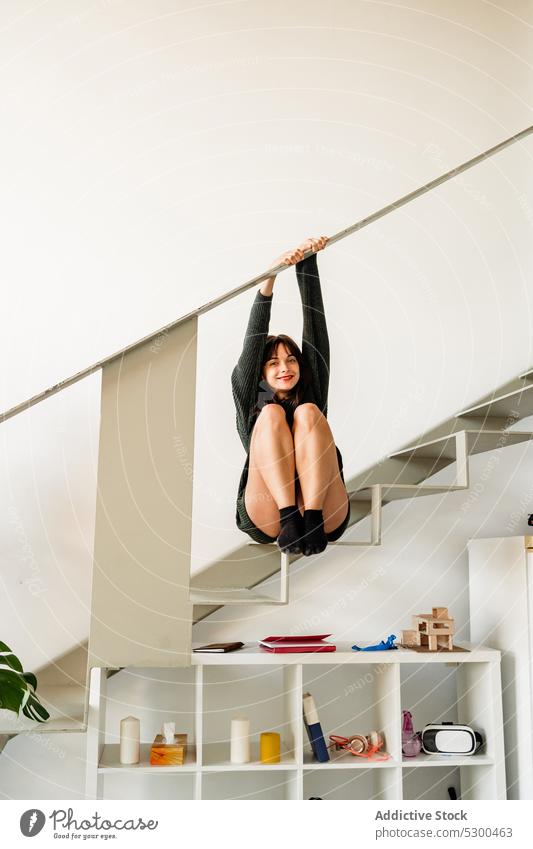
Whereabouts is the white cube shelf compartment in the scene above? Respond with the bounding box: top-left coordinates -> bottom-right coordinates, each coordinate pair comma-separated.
202,771 -> 300,801
201,663 -> 299,769
304,767 -> 399,801
102,772 -> 196,801
302,661 -> 401,765
86,666 -> 199,800
399,658 -> 505,800
402,766 -> 462,801
85,642 -> 505,800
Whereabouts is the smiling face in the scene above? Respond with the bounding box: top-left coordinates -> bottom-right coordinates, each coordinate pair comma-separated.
262,342 -> 301,399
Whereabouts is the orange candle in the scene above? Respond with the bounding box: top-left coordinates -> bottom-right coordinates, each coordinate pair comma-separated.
260,731 -> 281,764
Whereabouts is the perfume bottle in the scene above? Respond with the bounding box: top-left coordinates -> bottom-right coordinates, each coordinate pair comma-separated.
402,709 -> 422,757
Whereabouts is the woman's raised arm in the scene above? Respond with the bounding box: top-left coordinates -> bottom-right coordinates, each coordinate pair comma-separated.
295,236 -> 330,415
231,245 -> 306,439
231,289 -> 273,441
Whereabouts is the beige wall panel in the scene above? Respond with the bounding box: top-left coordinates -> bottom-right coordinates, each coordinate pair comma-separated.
89,318 -> 197,669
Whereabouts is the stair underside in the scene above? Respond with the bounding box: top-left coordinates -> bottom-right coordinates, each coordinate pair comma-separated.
390,429 -> 533,461
457,382 -> 533,420
354,483 -> 466,503
189,587 -> 286,605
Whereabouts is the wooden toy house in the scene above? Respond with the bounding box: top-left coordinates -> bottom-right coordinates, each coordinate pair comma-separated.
401,607 -> 455,651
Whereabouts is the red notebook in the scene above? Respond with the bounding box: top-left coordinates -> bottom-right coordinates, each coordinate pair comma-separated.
259,635 -> 336,653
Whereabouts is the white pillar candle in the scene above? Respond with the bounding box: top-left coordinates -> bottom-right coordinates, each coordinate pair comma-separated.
119,715 -> 140,764
230,716 -> 251,764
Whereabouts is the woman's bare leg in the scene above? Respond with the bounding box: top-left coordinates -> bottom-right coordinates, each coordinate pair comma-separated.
243,404 -> 296,538
292,403 -> 349,549
295,473 -> 349,535
243,402 -> 348,549
292,403 -> 339,509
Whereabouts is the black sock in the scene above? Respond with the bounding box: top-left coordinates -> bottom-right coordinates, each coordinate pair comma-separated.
277,505 -> 304,553
302,509 -> 328,556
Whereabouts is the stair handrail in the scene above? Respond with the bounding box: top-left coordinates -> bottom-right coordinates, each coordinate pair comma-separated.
2,124 -> 532,426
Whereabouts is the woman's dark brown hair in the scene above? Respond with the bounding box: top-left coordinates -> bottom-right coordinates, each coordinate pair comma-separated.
256,334 -> 311,413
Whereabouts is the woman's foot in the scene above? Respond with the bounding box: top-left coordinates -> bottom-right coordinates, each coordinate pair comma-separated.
277,505 -> 304,554
302,509 -> 328,556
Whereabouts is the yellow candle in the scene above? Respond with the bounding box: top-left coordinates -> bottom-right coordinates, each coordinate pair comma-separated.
260,731 -> 281,764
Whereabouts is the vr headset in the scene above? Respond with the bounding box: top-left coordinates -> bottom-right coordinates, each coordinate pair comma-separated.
421,722 -> 483,755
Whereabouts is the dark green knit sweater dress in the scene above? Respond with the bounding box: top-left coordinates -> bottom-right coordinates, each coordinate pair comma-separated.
231,252 -> 349,544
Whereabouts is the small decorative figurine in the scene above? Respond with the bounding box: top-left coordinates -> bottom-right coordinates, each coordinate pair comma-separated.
352,634 -> 397,652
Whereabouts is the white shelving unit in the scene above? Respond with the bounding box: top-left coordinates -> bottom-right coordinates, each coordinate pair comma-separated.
85,642 -> 505,800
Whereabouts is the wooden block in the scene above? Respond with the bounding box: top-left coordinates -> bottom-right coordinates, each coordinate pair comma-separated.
150,733 -> 188,766
432,607 -> 449,619
401,630 -> 420,646
427,620 -> 453,634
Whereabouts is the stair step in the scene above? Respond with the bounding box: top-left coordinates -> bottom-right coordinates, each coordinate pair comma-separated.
190,587 -> 287,605
390,432 -> 459,461
457,383 -> 533,421
353,483 -> 463,503
0,685 -> 86,734
390,429 -> 533,461
465,430 -> 533,456
349,489 -> 378,504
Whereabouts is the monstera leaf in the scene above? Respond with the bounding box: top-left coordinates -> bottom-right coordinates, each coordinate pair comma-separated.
0,641 -> 50,722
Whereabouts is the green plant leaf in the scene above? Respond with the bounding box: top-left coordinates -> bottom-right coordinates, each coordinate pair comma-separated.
0,643 -> 49,722
0,643 -> 23,673
0,679 -> 26,713
22,672 -> 38,691
0,669 -> 27,688
22,687 -> 50,722
22,694 -> 50,722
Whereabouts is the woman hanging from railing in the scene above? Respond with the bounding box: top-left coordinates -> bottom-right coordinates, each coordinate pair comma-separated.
231,236 -> 351,556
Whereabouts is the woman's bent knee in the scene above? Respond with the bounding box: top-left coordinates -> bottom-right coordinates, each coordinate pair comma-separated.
256,403 -> 288,426
292,402 -> 326,428
251,405 -> 291,445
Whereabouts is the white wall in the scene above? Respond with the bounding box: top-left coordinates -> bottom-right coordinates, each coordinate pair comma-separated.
1,0 -> 533,798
